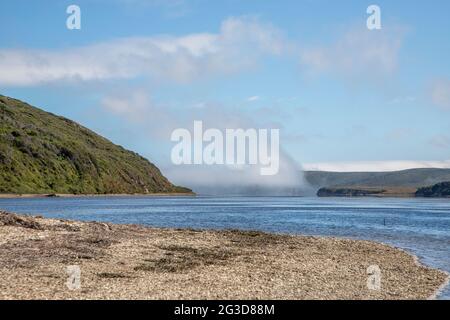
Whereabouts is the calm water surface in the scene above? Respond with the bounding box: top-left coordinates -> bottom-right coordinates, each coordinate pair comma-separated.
0,196 -> 449,299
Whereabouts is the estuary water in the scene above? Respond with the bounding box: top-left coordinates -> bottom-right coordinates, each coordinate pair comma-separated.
0,196 -> 449,299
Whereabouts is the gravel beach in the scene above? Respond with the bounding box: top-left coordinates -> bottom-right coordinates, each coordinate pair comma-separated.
0,211 -> 447,300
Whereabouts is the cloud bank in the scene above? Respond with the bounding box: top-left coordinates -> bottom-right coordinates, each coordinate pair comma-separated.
100,89 -> 307,194
0,17 -> 284,86
1,19 -> 407,87
300,26 -> 405,81
303,160 -> 450,172
165,151 -> 306,195
430,78 -> 450,110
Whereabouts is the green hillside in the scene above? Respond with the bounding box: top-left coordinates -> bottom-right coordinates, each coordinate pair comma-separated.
0,95 -> 192,195
305,168 -> 450,189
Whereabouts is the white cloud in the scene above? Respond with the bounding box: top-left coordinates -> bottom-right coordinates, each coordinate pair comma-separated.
247,96 -> 260,102
0,17 -> 285,87
384,128 -> 415,140
303,160 -> 450,172
300,26 -> 405,80
100,89 -> 179,139
99,89 -> 306,192
101,90 -> 151,122
430,78 -> 450,110
388,96 -> 416,105
429,135 -> 450,149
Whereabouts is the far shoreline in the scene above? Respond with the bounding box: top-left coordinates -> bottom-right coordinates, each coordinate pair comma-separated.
0,192 -> 196,199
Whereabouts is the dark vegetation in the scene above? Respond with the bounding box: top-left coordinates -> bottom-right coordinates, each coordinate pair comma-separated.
0,95 -> 191,194
135,245 -> 235,273
133,230 -> 287,273
317,187 -> 386,197
416,181 -> 450,198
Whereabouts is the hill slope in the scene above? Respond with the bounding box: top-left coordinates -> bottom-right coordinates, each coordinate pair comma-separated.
304,168 -> 450,189
0,95 -> 191,195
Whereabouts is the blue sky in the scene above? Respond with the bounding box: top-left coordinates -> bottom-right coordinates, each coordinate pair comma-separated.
1,0 -> 450,178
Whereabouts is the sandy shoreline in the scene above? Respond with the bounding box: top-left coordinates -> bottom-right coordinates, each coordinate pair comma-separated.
0,211 -> 448,300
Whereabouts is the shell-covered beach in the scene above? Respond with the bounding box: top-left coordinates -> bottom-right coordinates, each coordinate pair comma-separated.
0,211 -> 447,300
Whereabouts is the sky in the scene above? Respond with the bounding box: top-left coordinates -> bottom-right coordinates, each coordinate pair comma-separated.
1,0 -> 450,184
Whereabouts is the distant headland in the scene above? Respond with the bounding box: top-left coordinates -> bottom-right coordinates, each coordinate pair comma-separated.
305,169 -> 450,198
